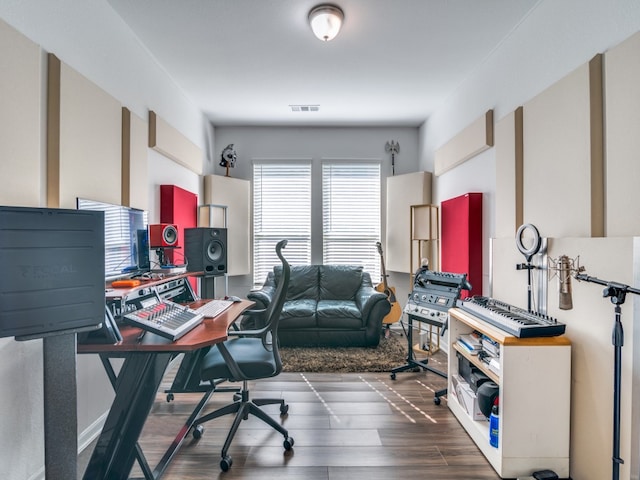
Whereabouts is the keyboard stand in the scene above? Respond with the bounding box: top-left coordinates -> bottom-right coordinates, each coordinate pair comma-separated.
390,312 -> 447,382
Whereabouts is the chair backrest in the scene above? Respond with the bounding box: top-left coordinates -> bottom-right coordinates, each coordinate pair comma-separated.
261,239 -> 290,373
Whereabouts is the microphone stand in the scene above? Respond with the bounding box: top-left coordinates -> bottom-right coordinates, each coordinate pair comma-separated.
575,273 -> 640,480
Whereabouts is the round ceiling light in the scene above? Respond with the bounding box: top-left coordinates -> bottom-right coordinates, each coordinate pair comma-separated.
308,4 -> 344,42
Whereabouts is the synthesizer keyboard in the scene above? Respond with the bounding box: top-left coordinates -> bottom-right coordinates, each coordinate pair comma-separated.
195,298 -> 233,318
123,295 -> 204,341
456,296 -> 566,338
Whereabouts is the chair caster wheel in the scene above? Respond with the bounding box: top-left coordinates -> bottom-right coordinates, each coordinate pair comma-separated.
192,424 -> 204,439
434,397 -> 441,405
390,373 -> 396,380
166,393 -> 174,402
280,403 -> 289,415
283,436 -> 294,450
220,455 -> 233,472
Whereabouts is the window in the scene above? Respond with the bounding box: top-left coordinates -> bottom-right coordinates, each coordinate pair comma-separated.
322,162 -> 381,281
253,162 -> 312,285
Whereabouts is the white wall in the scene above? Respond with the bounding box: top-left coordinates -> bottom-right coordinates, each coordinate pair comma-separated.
0,2 -> 207,479
420,1 -> 640,478
213,126 -> 420,294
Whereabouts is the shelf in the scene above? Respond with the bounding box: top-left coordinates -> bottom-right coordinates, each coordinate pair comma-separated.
452,342 -> 499,384
447,307 -> 571,478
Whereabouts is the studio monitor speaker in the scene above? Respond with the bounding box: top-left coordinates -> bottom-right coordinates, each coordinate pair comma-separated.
185,227 -> 227,275
149,223 -> 178,248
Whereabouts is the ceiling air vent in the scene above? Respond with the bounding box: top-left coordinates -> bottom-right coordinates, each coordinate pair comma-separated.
290,105 -> 320,112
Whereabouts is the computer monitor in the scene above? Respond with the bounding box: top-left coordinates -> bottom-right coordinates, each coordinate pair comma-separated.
0,205 -> 105,340
76,198 -> 150,280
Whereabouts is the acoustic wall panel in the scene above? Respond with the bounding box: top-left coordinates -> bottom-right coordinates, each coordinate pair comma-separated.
149,110 -> 202,175
160,184 -> 198,266
122,108 -> 148,211
434,110 -> 494,176
605,31 -> 640,236
202,175 -> 250,276
495,107 -> 523,238
441,192 -> 482,298
0,19 -> 41,207
385,171 -> 432,273
522,54 -> 604,238
47,54 -> 121,209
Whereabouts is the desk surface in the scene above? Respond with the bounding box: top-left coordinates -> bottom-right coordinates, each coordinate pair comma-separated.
77,299 -> 253,354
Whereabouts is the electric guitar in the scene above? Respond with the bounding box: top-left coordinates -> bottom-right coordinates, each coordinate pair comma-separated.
375,242 -> 402,325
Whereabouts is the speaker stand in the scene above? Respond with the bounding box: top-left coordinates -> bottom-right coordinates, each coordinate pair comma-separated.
200,274 -> 227,299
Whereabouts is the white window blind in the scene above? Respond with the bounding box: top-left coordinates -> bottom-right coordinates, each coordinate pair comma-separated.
322,162 -> 381,281
253,162 -> 312,285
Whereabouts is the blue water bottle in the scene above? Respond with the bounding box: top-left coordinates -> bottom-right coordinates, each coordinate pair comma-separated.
489,402 -> 499,448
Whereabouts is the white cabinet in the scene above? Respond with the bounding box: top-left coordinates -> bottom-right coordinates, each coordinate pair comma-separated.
447,308 -> 571,478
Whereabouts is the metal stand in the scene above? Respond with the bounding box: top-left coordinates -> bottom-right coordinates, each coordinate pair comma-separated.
43,333 -> 78,480
390,313 -> 447,381
575,273 -> 640,480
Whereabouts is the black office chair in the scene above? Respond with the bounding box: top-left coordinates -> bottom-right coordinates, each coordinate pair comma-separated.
191,239 -> 294,471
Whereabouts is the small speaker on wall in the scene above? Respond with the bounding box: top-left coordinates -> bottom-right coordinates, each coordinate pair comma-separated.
149,223 -> 178,248
185,227 -> 227,276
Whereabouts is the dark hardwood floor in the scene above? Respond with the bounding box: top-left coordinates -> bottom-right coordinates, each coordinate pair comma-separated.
78,352 -> 502,479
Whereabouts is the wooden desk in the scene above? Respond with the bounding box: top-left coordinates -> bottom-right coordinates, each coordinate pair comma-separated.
78,299 -> 253,480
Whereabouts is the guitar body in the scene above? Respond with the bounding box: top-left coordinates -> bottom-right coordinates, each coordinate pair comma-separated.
376,284 -> 402,324
375,242 -> 402,325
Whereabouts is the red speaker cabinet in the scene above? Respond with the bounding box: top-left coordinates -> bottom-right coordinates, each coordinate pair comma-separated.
149,223 -> 178,248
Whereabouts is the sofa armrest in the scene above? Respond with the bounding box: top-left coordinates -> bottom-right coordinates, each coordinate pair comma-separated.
355,285 -> 390,319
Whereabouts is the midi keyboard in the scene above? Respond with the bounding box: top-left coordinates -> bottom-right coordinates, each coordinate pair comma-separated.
456,296 -> 566,338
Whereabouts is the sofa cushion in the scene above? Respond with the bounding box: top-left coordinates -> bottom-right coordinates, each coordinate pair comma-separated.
316,299 -> 362,329
319,265 -> 363,300
275,265 -> 319,300
280,299 -> 317,328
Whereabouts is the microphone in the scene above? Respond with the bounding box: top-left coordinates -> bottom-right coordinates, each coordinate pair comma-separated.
558,255 -> 573,310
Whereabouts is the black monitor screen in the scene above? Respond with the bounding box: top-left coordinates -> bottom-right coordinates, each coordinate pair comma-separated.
76,198 -> 150,280
0,205 -> 105,339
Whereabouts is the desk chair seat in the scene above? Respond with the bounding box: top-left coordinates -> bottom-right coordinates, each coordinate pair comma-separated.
191,240 -> 293,472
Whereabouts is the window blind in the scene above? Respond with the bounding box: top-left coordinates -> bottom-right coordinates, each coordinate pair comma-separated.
322,162 -> 381,281
253,162 -> 312,285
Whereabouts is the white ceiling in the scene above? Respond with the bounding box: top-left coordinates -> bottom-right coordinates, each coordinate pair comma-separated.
106,0 -> 540,127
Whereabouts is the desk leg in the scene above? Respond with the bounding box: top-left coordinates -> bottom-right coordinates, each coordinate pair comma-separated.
83,352 -> 173,480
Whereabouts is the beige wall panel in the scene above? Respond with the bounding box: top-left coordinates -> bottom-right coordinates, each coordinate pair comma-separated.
494,108 -> 523,238
492,236 -> 638,480
202,175 -> 250,276
434,110 -> 494,176
56,62 -> 121,208
522,57 -> 603,238
386,171 -> 432,273
605,31 -> 640,236
122,108 -> 149,210
149,110 -> 202,175
0,19 -> 41,207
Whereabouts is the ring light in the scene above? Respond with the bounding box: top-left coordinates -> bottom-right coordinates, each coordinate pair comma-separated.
516,223 -> 541,262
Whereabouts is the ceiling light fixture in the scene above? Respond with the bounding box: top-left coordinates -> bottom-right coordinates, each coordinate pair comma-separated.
308,4 -> 344,42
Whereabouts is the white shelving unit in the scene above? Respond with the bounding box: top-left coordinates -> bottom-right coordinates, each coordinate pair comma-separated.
447,308 -> 572,478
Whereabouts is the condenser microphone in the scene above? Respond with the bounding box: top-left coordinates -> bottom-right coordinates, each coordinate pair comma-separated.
558,255 -> 573,310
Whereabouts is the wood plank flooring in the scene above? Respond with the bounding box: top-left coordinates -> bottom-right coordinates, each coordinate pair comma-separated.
78,353 -> 502,479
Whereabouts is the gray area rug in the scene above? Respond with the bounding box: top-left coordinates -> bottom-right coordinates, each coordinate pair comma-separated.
279,334 -> 407,373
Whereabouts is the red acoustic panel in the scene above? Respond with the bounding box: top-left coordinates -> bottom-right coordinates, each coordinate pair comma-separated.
441,192 -> 482,299
160,184 -> 198,268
